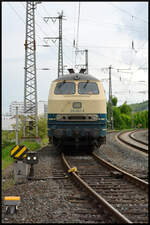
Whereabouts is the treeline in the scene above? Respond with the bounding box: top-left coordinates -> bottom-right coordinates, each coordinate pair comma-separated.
107,97 -> 148,130
129,100 -> 148,112
2,115 -> 48,149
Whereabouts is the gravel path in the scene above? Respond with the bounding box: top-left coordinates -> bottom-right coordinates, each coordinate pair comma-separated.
95,132 -> 148,179
2,130 -> 148,223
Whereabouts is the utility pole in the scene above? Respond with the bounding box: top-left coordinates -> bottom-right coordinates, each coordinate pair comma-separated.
101,66 -> 132,130
85,49 -> 88,74
23,2 -> 40,139
16,106 -> 19,145
58,12 -> 63,77
44,11 -> 65,78
108,65 -> 113,130
75,49 -> 88,74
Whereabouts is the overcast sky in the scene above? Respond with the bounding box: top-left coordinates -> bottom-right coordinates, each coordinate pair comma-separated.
2,1 -> 148,113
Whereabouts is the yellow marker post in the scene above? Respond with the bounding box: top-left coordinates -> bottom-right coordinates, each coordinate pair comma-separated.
4,196 -> 20,201
4,196 -> 21,215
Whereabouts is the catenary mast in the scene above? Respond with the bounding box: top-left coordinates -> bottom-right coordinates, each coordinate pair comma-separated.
23,2 -> 40,138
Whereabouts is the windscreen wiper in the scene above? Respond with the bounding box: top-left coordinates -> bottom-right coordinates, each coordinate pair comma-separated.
84,80 -> 89,88
58,80 -> 66,88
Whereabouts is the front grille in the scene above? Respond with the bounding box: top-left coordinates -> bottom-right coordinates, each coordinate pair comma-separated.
56,114 -> 98,121
68,116 -> 86,120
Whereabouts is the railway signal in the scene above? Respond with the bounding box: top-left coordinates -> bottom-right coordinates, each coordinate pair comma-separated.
23,152 -> 39,178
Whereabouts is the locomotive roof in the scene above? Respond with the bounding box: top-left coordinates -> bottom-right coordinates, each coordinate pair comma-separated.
53,73 -> 99,81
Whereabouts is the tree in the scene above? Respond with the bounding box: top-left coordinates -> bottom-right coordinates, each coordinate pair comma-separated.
112,96 -> 118,106
120,114 -> 131,129
11,115 -> 48,140
119,102 -> 131,115
38,115 -> 47,139
113,106 -> 122,129
133,110 -> 148,128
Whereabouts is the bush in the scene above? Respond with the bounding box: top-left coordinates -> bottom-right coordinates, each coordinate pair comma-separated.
119,103 -> 132,115
2,140 -> 16,149
120,114 -> 131,129
20,141 -> 41,151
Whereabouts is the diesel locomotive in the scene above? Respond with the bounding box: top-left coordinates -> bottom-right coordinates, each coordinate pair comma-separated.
47,70 -> 107,149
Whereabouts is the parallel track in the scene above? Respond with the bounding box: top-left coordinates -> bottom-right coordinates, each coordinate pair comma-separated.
129,129 -> 148,146
117,130 -> 148,154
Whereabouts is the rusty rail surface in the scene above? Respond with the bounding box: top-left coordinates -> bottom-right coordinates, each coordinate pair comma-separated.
117,130 -> 148,154
92,152 -> 148,192
61,152 -> 132,224
61,151 -> 148,223
129,129 -> 148,146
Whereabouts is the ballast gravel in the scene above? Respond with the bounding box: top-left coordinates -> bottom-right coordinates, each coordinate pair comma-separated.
95,131 -> 148,179
2,130 -> 148,223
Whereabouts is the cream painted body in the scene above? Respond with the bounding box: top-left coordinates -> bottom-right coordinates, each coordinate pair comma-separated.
48,80 -> 106,114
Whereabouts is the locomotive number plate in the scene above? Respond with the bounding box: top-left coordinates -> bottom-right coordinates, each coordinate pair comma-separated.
72,102 -> 82,109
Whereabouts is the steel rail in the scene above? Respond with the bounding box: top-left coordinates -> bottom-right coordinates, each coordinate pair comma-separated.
61,152 -> 132,224
117,131 -> 148,154
92,152 -> 148,192
129,129 -> 148,146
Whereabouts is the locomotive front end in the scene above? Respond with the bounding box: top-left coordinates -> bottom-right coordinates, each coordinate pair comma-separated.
48,73 -> 107,148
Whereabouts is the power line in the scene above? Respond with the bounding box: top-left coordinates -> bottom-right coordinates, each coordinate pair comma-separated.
80,17 -> 146,34
109,2 -> 148,24
76,2 -> 81,50
37,3 -> 74,66
67,45 -> 147,49
7,2 -> 47,45
43,11 -> 66,77
7,2 -> 25,24
8,2 -> 71,70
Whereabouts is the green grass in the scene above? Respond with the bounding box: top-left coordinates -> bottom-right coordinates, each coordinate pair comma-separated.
2,141 -> 41,170
20,141 -> 41,151
2,144 -> 16,170
41,137 -> 49,146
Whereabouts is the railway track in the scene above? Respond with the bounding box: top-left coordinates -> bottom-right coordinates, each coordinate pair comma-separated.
129,129 -> 148,146
117,130 -> 148,154
2,139 -> 148,223
50,151 -> 118,223
61,151 -> 148,224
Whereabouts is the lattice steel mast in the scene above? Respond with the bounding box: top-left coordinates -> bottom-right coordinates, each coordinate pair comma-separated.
58,12 -> 63,77
23,2 -> 39,137
44,11 -> 65,78
108,65 -> 113,130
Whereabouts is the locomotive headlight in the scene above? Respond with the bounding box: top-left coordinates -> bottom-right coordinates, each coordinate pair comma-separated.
89,115 -> 98,121
56,115 -> 62,120
72,102 -> 82,109
92,115 -> 98,120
